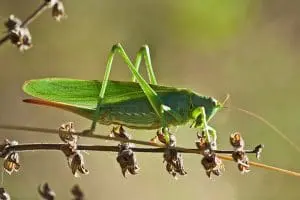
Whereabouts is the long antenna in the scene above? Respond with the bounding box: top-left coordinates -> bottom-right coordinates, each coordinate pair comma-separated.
230,106 -> 300,153
220,94 -> 300,153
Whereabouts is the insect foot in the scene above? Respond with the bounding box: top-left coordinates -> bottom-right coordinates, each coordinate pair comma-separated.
116,143 -> 140,177
60,122 -> 89,177
110,125 -> 132,145
155,127 -> 176,146
195,132 -> 212,155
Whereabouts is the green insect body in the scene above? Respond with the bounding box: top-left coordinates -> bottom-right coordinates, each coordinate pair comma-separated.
22,43 -> 220,145
23,79 -> 221,130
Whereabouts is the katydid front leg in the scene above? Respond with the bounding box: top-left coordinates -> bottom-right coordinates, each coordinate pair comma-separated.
191,106 -> 217,150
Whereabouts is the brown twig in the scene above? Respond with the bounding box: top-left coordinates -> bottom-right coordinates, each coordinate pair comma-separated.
0,143 -> 259,157
0,124 -> 299,177
0,1 -> 50,46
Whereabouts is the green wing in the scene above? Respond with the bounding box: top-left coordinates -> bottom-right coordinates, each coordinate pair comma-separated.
23,78 -> 181,110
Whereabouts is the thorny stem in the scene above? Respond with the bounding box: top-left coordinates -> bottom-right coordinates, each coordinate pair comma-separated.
0,1 -> 49,46
0,124 -> 300,177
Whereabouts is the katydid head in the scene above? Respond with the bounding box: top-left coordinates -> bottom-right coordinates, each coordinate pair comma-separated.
189,93 -> 223,128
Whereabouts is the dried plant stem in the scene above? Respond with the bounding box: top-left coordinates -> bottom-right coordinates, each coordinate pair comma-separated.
0,1 -> 49,46
1,143 -> 257,155
0,124 -> 300,177
21,2 -> 49,28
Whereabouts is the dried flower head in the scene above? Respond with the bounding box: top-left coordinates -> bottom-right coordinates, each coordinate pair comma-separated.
59,122 -> 78,144
116,144 -> 139,177
230,132 -> 245,149
229,132 -> 252,174
3,152 -> 20,175
2,140 -> 20,175
163,148 -> 187,178
232,151 -> 250,174
0,139 -> 13,158
201,153 -> 224,178
4,15 -> 22,32
0,188 -> 10,200
9,26 -> 32,51
68,151 -> 89,177
38,183 -> 56,200
52,1 -> 67,21
71,185 -> 84,200
61,143 -> 77,158
254,144 -> 264,160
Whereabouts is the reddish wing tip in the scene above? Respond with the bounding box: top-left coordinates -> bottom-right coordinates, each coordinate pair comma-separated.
23,99 -> 68,109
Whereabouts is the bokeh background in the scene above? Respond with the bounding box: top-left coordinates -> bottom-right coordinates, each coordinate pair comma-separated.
1,0 -> 300,199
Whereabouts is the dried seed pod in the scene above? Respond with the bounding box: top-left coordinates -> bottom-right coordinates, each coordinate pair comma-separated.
59,122 -> 78,144
9,27 -> 32,51
3,152 -> 20,175
254,144 -> 264,160
52,1 -> 67,21
2,140 -> 20,175
163,148 -> 187,178
230,132 -> 245,149
61,143 -> 77,157
0,188 -> 10,200
116,144 -> 139,177
237,161 -> 250,174
232,151 -> 250,174
71,185 -> 84,200
38,183 -> 56,200
201,153 -> 224,178
68,151 -> 89,177
4,15 -> 22,31
229,132 -> 252,173
0,139 -> 14,157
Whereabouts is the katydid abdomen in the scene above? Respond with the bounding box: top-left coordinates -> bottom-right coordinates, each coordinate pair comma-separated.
23,78 -> 220,129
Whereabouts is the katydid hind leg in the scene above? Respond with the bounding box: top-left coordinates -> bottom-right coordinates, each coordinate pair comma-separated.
110,43 -> 181,144
87,43 -> 167,134
132,45 -> 157,85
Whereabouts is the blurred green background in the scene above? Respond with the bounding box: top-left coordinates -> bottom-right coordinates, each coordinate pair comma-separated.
1,0 -> 300,199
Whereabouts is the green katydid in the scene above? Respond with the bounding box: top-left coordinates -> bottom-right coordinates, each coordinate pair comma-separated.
23,43 -> 221,147
22,43 -> 300,176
